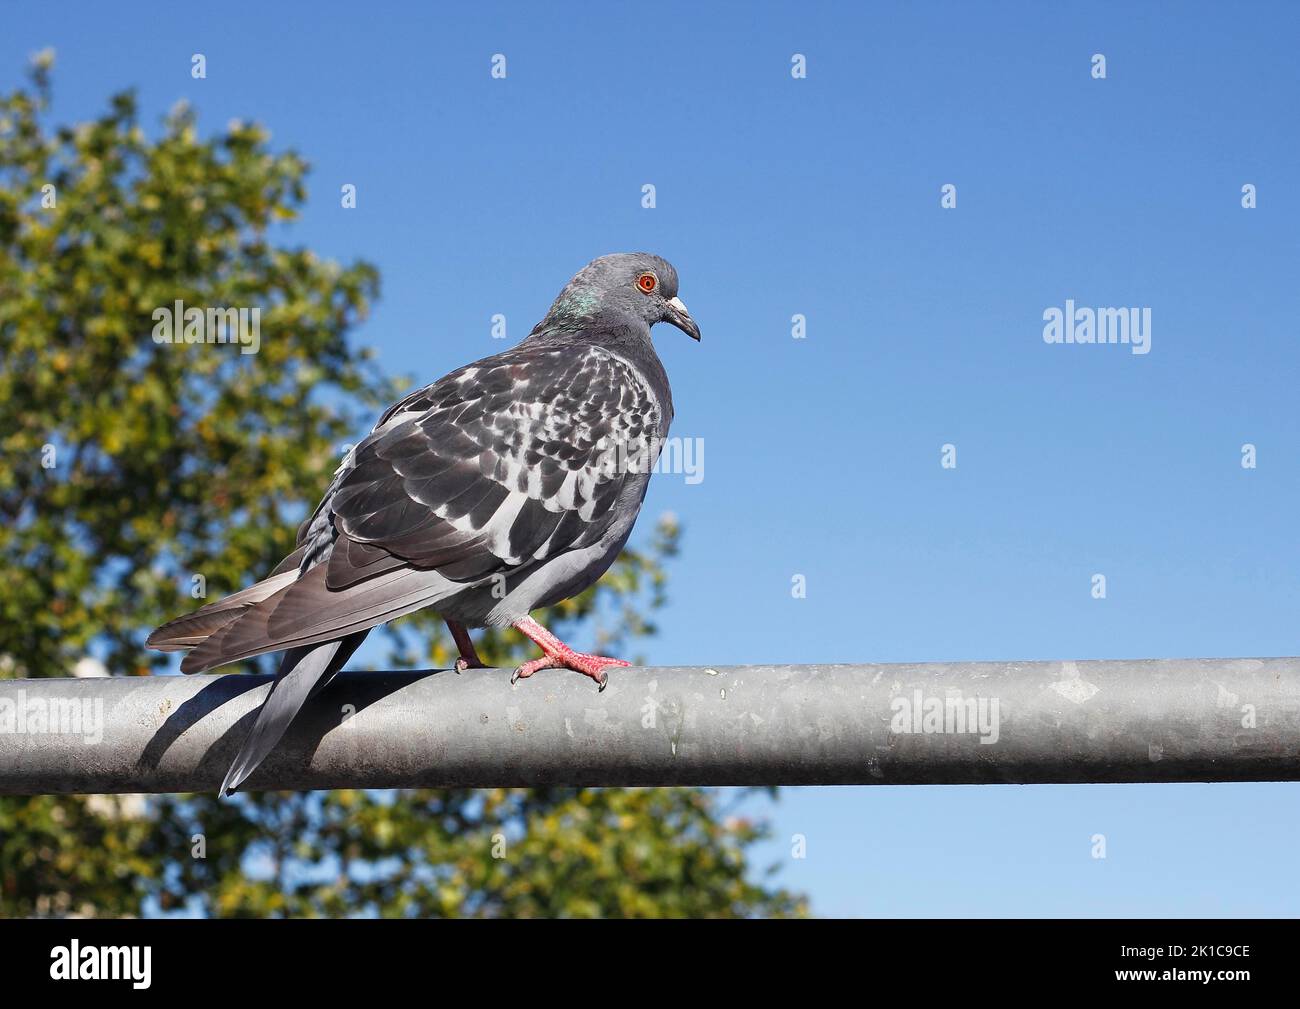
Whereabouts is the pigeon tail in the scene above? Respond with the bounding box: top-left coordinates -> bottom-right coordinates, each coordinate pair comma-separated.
220,630 -> 368,796
146,546 -> 306,654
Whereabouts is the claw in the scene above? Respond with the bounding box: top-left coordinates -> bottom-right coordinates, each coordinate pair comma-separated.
446,619 -> 486,675
508,616 -> 628,689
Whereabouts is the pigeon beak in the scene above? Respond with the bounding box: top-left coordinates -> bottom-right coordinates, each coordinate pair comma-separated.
664,296 -> 701,341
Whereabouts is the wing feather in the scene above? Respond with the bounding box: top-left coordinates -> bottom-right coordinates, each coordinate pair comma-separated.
320,344 -> 662,587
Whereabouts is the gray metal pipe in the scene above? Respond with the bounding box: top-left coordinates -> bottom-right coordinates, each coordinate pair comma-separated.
0,657 -> 1297,794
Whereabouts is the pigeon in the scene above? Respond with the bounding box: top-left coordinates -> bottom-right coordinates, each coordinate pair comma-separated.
147,252 -> 700,795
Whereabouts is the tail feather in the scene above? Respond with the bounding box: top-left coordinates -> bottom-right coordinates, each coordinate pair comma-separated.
179,581 -> 290,673
219,630 -> 368,796
146,547 -> 305,654
181,563 -> 447,673
147,546 -> 374,795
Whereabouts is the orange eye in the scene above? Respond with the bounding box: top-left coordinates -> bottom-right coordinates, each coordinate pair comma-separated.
637,273 -> 657,294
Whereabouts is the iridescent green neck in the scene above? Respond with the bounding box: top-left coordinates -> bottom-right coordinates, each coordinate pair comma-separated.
548,288 -> 599,321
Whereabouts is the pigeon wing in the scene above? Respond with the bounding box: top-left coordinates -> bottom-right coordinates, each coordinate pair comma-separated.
321,343 -> 662,589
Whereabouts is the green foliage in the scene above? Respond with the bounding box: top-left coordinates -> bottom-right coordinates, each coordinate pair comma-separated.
0,54 -> 389,680
0,57 -> 806,919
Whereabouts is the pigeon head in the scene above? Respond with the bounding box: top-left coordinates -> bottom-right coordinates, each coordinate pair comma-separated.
546,253 -> 701,341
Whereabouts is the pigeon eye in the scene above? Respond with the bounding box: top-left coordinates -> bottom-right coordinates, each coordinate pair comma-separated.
636,273 -> 657,294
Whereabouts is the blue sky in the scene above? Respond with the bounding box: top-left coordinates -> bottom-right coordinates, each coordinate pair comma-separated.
6,1 -> 1299,916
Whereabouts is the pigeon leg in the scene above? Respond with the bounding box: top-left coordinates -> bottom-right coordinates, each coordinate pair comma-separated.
510,615 -> 630,690
446,619 -> 487,672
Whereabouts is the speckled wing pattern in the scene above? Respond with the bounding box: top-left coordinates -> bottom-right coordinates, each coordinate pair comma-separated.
325,342 -> 663,582
176,343 -> 663,671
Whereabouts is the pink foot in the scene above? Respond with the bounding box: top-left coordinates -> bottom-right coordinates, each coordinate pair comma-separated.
510,616 -> 631,691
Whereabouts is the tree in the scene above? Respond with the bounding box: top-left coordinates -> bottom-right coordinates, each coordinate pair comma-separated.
0,55 -> 807,918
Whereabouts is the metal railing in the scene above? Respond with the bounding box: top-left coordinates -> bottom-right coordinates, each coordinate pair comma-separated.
1,657 -> 1297,793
